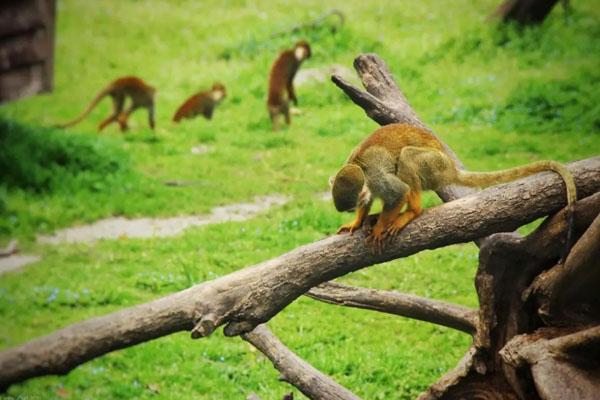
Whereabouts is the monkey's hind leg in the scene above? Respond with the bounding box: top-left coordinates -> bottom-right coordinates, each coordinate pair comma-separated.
268,105 -> 281,131
367,198 -> 407,253
282,102 -> 291,126
118,104 -> 139,132
386,191 -> 422,236
98,95 -> 124,132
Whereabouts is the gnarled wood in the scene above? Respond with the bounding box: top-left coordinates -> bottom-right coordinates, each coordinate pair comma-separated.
416,193 -> 600,399
242,325 -> 361,400
500,326 -> 600,400
526,211 -> 600,326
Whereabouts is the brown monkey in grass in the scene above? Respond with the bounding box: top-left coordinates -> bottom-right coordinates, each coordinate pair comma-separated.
58,76 -> 156,132
172,83 -> 227,123
331,123 -> 577,252
267,40 -> 311,130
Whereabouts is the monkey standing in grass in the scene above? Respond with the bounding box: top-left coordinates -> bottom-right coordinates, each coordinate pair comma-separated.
58,76 -> 156,132
172,83 -> 227,123
331,123 -> 577,252
267,40 -> 311,130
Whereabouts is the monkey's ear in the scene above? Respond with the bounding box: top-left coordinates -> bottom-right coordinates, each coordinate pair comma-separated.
328,175 -> 335,188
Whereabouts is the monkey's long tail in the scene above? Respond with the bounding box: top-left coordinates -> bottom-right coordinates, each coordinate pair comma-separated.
56,86 -> 111,128
457,160 -> 577,260
456,160 -> 577,205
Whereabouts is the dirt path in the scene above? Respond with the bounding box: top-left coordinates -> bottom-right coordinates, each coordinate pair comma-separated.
0,255 -> 42,275
37,195 -> 289,245
1,195 -> 290,275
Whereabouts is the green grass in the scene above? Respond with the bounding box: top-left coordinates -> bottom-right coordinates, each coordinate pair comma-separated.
0,0 -> 599,398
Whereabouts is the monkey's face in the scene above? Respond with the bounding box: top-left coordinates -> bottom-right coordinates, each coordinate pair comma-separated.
294,41 -> 311,61
331,165 -> 365,212
211,83 -> 227,102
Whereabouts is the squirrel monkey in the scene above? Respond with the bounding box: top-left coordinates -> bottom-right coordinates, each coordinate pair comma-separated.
172,83 -> 227,123
267,40 -> 311,131
58,76 -> 156,132
331,124 -> 577,251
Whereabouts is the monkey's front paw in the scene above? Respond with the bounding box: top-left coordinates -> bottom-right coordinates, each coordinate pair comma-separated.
386,211 -> 419,237
337,222 -> 361,235
386,221 -> 408,237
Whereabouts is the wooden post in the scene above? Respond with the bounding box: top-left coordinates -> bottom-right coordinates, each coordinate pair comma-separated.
0,0 -> 56,103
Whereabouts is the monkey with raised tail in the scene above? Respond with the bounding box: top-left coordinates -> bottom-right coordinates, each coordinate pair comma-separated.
58,76 -> 156,132
172,83 -> 227,123
267,40 -> 311,131
331,123 -> 577,252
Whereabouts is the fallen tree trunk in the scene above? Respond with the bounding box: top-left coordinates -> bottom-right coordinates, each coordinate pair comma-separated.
1,156 -> 599,390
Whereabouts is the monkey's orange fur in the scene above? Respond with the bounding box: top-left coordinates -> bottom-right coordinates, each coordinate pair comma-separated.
267,40 -> 311,130
173,83 -> 226,122
59,76 -> 156,132
332,123 -> 577,252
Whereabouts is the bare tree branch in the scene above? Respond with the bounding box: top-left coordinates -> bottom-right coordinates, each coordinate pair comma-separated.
1,158 -> 598,390
242,325 -> 361,400
307,282 -> 478,335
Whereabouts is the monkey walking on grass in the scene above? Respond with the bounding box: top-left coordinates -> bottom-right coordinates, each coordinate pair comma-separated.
58,76 -> 156,132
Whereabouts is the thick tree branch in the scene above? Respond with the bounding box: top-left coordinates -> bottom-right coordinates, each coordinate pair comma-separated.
307,282 -> 478,335
242,325 -> 361,400
1,158 -> 598,390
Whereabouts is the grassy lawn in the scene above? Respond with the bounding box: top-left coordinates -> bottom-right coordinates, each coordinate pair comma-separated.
1,0 -> 599,398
